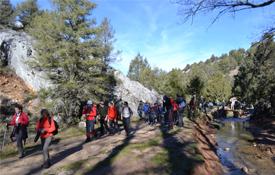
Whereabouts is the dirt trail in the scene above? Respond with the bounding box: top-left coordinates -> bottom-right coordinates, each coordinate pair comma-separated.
0,119 -> 221,175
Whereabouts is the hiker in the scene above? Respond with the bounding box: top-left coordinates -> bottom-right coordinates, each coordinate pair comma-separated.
8,103 -> 29,159
171,98 -> 179,125
137,101 -> 144,119
199,96 -> 207,113
148,104 -> 155,125
106,102 -> 117,135
176,94 -> 186,127
156,103 -> 163,123
83,100 -> 97,142
115,97 -> 123,133
98,101 -> 109,136
230,97 -> 237,110
36,109 -> 56,168
121,101 -> 133,136
189,95 -> 196,118
163,95 -> 173,128
151,103 -> 161,124
143,102 -> 150,123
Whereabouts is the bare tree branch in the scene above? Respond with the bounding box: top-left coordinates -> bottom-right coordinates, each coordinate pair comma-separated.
172,0 -> 275,23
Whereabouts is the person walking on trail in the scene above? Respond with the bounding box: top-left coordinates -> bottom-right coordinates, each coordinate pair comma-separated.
189,95 -> 196,119
143,102 -> 150,123
176,94 -> 186,127
199,96 -> 207,113
82,100 -> 97,142
115,98 -> 123,133
151,103 -> 160,125
7,104 -> 29,159
98,101 -> 109,136
106,102 -> 117,135
35,109 -> 56,169
171,98 -> 179,125
121,101 -> 133,136
137,101 -> 144,120
163,95 -> 173,128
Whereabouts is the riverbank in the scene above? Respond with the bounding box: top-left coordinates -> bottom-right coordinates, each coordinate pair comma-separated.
249,116 -> 275,161
214,115 -> 275,175
192,116 -> 223,175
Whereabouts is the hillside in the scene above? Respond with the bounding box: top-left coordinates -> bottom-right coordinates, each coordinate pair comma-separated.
182,48 -> 247,81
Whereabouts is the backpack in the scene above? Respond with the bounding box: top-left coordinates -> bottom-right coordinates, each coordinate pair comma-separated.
52,120 -> 59,135
143,104 -> 150,113
179,101 -> 186,109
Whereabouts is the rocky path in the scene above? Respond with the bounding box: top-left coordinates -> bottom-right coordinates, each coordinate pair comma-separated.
0,118 -> 220,175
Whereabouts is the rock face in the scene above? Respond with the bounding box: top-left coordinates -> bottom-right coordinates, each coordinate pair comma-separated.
114,71 -> 161,115
0,29 -> 161,115
0,29 -> 51,91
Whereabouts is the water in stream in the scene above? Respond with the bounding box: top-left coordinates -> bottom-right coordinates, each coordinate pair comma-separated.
216,118 -> 275,175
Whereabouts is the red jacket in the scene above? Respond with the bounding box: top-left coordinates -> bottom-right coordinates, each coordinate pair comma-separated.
171,99 -> 179,111
87,105 -> 97,121
107,105 -> 117,121
36,117 -> 56,139
9,112 -> 29,126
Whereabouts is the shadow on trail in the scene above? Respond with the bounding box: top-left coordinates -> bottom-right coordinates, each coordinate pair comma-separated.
25,140 -> 84,175
158,123 -> 204,175
81,120 -> 143,175
0,138 -> 61,166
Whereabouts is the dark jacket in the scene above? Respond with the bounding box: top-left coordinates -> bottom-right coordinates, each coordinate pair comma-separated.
98,105 -> 108,120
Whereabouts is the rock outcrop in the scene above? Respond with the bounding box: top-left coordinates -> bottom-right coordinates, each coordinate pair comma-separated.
114,71 -> 161,115
0,29 -> 161,115
0,29 -> 51,91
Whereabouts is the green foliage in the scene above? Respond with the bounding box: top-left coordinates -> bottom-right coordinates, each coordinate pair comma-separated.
233,32 -> 275,116
126,46 -> 247,100
15,0 -> 39,29
186,76 -> 204,96
0,0 -> 14,28
127,53 -> 150,81
161,69 -> 185,97
203,73 -> 232,102
28,0 -> 115,122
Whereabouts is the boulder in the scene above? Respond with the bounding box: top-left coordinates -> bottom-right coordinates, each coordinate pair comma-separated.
114,71 -> 161,115
0,29 -> 51,91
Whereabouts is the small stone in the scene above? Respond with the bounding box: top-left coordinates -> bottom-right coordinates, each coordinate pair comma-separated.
241,166 -> 249,174
224,147 -> 230,151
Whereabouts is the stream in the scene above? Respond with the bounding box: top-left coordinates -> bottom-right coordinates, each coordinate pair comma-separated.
216,118 -> 275,175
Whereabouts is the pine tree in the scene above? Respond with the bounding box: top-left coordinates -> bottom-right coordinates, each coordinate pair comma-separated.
29,0 -> 115,122
186,76 -> 204,97
0,0 -> 14,28
233,32 -> 275,116
16,0 -> 39,29
127,53 -> 150,81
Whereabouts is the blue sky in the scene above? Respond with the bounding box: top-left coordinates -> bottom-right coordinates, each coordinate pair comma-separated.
11,0 -> 275,74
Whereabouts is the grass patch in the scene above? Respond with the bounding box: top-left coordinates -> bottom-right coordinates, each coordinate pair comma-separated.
152,149 -> 169,165
0,141 -> 42,160
0,144 -> 18,159
115,137 -> 162,159
131,116 -> 140,123
56,127 -> 85,140
62,159 -> 87,172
